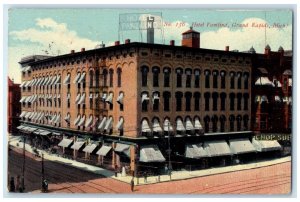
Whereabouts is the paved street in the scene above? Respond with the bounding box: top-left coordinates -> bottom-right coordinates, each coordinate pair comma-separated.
8,147 -> 291,194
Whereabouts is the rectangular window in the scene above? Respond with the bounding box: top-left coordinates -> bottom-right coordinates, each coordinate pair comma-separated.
205,98 -> 209,111
120,104 -> 124,111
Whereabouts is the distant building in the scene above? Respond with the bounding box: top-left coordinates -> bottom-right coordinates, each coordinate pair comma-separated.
8,77 -> 21,134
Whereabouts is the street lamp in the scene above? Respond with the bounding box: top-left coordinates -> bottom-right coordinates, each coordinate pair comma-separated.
167,122 -> 172,180
21,135 -> 26,192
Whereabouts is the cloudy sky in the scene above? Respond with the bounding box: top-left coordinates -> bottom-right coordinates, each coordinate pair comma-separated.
8,8 -> 292,83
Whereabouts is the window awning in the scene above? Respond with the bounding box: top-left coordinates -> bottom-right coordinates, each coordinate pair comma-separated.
289,78 -> 292,86
91,117 -> 99,128
71,140 -> 86,150
73,73 -> 81,83
185,144 -> 208,159
116,117 -> 124,130
117,93 -> 124,104
39,77 -> 46,86
41,77 -> 49,86
105,93 -> 113,104
75,94 -> 81,104
25,112 -> 32,119
74,115 -> 81,126
163,119 -> 174,131
50,76 -> 57,86
194,118 -> 203,130
63,74 -> 71,85
35,78 -> 42,86
25,126 -> 38,133
54,114 -> 61,124
77,72 -> 86,83
114,143 -> 130,157
142,93 -> 150,103
17,125 -> 25,130
24,96 -> 32,103
45,76 -> 52,86
85,116 -> 93,127
20,81 -> 27,88
83,143 -> 98,153
229,139 -> 256,155
19,111 -> 27,118
185,118 -> 194,131
78,116 -> 86,126
24,80 -> 33,87
54,75 -> 61,85
38,113 -> 44,121
58,138 -> 74,148
139,145 -> 166,162
275,96 -> 282,102
89,93 -> 93,99
152,93 -> 160,102
50,114 -> 57,124
152,119 -> 162,132
176,119 -> 185,131
141,119 -> 151,132
98,117 -> 107,130
204,140 -> 232,157
96,145 -> 112,156
104,117 -> 113,131
19,96 -> 27,103
33,129 -> 52,136
64,114 -> 70,123
252,138 -> 282,152
255,77 -> 275,86
101,93 -> 107,101
29,112 -> 36,119
78,93 -> 86,104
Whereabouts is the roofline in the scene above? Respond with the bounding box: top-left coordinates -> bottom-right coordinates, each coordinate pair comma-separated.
27,42 -> 262,66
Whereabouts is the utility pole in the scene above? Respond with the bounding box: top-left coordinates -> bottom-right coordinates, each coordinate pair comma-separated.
167,122 -> 172,180
21,135 -> 26,192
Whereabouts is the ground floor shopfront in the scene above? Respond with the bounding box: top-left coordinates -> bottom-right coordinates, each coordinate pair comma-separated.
16,123 -> 286,177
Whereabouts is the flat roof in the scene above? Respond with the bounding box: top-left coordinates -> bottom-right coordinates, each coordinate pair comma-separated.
27,42 -> 254,66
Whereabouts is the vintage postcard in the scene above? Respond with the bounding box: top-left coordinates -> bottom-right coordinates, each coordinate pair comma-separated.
6,8 -> 292,195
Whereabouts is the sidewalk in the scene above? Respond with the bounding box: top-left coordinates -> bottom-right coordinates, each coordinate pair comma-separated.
9,136 -> 291,186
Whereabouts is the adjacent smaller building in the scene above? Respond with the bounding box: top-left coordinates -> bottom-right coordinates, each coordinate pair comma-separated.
8,77 -> 21,134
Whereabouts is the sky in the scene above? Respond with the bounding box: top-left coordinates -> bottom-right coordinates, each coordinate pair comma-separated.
7,8 -> 293,83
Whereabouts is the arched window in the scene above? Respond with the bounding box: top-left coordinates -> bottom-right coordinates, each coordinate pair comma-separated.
141,66 -> 149,87
163,68 -> 171,87
211,115 -> 218,132
229,115 -> 235,131
243,115 -> 249,130
109,69 -> 114,87
89,70 -> 94,88
244,72 -> 249,89
213,70 -> 218,88
230,93 -> 235,111
95,69 -> 100,87
185,92 -> 192,111
204,92 -> 210,111
243,93 -> 249,110
230,72 -> 235,89
185,69 -> 192,88
194,69 -> 200,88
117,68 -> 122,87
103,69 -> 108,87
176,68 -> 183,87
194,92 -> 201,111
237,93 -> 242,110
163,91 -> 171,111
220,93 -> 226,111
237,72 -> 242,89
153,91 -> 160,111
219,115 -> 226,132
236,115 -> 242,131
205,70 -> 210,88
212,92 -> 218,111
204,116 -> 210,133
141,92 -> 149,112
220,71 -> 226,89
175,92 -> 183,111
152,66 -> 160,87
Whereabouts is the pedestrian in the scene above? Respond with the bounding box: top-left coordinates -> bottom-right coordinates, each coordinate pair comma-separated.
15,175 -> 20,192
130,178 -> 134,192
143,172 -> 147,183
9,177 -> 15,192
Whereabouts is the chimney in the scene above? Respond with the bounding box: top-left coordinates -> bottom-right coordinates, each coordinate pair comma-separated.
225,46 -> 229,51
81,48 -> 85,52
115,41 -> 120,46
170,40 -> 175,46
125,39 -> 130,44
70,50 -> 75,54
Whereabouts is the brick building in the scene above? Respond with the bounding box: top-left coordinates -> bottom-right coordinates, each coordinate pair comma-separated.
17,27 -> 287,174
8,77 -> 21,134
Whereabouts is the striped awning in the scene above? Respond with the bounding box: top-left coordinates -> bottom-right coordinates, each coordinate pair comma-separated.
163,119 -> 173,131
204,140 -> 232,157
176,118 -> 185,131
141,119 -> 151,133
83,143 -> 98,153
117,93 -> 124,105
185,144 -> 208,159
252,138 -> 282,152
58,138 -> 74,148
63,74 -> 71,85
116,118 -> 124,130
96,145 -> 112,156
98,117 -> 107,130
152,119 -> 162,132
139,145 -> 166,162
185,117 -> 194,131
71,140 -> 86,150
104,117 -> 113,131
229,139 -> 256,154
